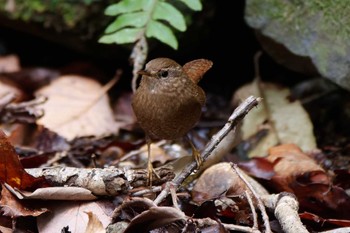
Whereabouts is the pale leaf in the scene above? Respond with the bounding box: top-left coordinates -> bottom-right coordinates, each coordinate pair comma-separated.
35,75 -> 120,140
37,201 -> 111,233
5,184 -> 97,201
85,211 -> 106,233
233,80 -> 317,157
0,54 -> 20,73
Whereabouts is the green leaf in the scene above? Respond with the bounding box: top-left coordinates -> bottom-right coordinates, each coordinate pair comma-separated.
146,20 -> 178,49
142,0 -> 156,11
99,28 -> 142,44
179,0 -> 202,11
105,0 -> 145,16
105,12 -> 148,33
153,2 -> 186,31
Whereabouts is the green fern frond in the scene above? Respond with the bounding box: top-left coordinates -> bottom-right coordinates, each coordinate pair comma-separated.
99,0 -> 203,50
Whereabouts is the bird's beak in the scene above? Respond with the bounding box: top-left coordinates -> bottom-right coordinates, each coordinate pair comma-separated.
137,70 -> 151,76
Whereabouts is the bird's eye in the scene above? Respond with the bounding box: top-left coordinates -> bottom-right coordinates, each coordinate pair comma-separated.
159,70 -> 169,78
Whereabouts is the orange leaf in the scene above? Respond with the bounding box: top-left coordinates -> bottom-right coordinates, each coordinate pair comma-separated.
0,130 -> 49,191
266,143 -> 330,193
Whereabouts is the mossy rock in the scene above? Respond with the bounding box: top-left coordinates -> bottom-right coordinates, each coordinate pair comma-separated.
245,0 -> 350,91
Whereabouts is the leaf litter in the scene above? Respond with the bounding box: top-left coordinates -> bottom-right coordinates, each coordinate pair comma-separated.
0,51 -> 349,233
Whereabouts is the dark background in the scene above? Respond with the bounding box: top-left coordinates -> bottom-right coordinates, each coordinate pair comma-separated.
0,1 -> 306,100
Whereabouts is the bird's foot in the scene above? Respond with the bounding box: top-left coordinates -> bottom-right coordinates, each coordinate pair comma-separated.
147,162 -> 161,186
192,147 -> 203,169
186,137 -> 203,169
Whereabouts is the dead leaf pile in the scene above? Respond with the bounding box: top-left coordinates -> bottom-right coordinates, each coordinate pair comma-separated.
0,51 -> 349,233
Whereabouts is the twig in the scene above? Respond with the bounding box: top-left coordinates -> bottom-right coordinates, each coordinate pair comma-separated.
195,217 -> 261,233
232,164 -> 271,233
245,190 -> 258,230
131,186 -> 162,197
0,92 -> 16,110
0,95 -> 47,123
154,96 -> 261,205
261,193 -> 308,233
130,36 -> 148,93
170,184 -> 180,210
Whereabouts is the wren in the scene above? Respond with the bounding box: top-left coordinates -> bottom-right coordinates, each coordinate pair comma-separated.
132,57 -> 213,185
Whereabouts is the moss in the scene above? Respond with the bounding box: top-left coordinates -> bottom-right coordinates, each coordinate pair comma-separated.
0,0 -> 111,33
253,0 -> 350,40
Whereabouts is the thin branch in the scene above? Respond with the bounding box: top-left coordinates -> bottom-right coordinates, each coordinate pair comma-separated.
130,36 -> 148,93
245,190 -> 258,230
154,96 -> 261,205
232,164 -> 271,233
195,217 -> 261,233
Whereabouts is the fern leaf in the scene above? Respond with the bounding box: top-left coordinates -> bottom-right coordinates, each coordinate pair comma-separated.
153,2 -> 186,32
179,0 -> 202,11
101,0 -> 203,49
146,20 -> 178,49
105,0 -> 145,16
99,28 -> 142,44
105,12 -> 148,33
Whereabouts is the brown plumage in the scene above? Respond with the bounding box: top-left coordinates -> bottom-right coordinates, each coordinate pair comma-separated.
132,57 -> 213,185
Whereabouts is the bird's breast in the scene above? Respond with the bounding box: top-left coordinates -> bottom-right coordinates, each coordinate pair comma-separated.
132,77 -> 205,140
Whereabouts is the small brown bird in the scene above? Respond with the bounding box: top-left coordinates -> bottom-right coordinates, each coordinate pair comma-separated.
132,57 -> 213,185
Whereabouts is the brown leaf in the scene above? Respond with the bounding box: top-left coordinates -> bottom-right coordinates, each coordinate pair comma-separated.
124,206 -> 186,233
192,162 -> 249,205
0,80 -> 23,103
0,130 -> 49,191
265,144 -> 330,193
112,197 -> 156,222
238,157 -> 275,179
300,211 -> 350,227
0,185 -> 48,217
183,59 -> 213,84
266,144 -> 350,219
35,75 -> 121,140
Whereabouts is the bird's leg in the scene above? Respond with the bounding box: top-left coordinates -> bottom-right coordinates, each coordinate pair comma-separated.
185,135 -> 203,168
146,136 -> 153,186
145,136 -> 161,186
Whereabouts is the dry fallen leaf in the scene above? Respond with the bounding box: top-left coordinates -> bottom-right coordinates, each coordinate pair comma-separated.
5,185 -> 97,201
0,185 -> 48,218
0,80 -> 26,144
233,80 -> 317,157
0,80 -> 22,101
124,206 -> 186,233
0,225 -> 12,233
191,162 -> 268,205
35,75 -> 120,140
85,211 -> 106,233
37,201 -> 111,233
265,144 -> 350,219
265,143 -> 330,193
0,130 -> 49,191
0,54 -> 20,73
